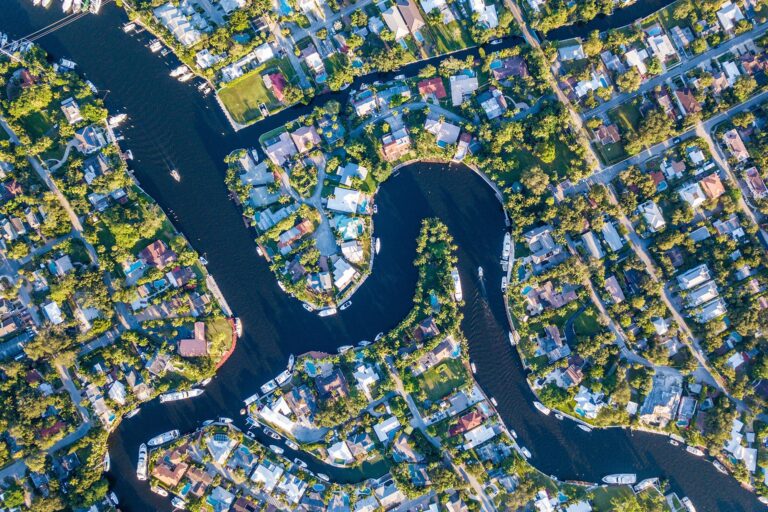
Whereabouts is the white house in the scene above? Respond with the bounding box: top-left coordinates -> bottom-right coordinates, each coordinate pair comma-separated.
638,200 -> 666,232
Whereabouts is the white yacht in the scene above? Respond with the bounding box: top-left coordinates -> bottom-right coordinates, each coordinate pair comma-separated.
287,354 -> 295,370
502,232 -> 511,260
681,497 -> 696,512
501,276 -> 507,292
125,407 -> 140,419
451,267 -> 463,302
170,169 -> 181,182
533,401 -> 551,415
602,474 -> 636,485
147,429 -> 180,447
520,447 -> 531,459
103,452 -> 110,472
577,424 -> 592,433
477,266 -> 483,279
170,65 -> 189,77
260,379 -> 278,394
269,444 -> 284,455
62,0 -> 73,11
159,388 -> 203,403
136,444 -> 148,480
150,486 -> 168,497
339,300 -> 352,311
275,369 -> 292,386
686,446 -> 705,457
318,307 -> 337,317
375,238 -> 381,254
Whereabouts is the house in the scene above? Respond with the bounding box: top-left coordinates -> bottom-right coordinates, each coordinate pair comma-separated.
291,126 -> 321,153
454,132 -> 472,161
534,325 -> 570,363
670,25 -> 695,48
60,97 -> 83,125
178,321 -> 208,357
301,45 -> 325,77
381,128 -> 411,161
469,0 -> 498,28
315,368 -> 349,399
723,129 -> 750,162
232,497 -> 260,512
449,410 -> 485,436
686,281 -> 719,307
581,230 -> 604,259
417,77 -> 447,100
74,125 -> 106,154
717,0 -> 745,32
601,221 -> 623,251
491,56 -> 529,81
573,386 -> 605,419
699,173 -> 725,199
677,264 -> 711,290
600,50 -> 625,73
327,440 -> 355,465
395,0 -> 425,35
239,154 -> 274,187
723,60 -> 741,85
82,152 -> 112,184
677,182 -> 707,209
206,432 -> 238,465
373,415 -> 401,443
139,240 -> 177,269
674,88 -> 701,116
558,44 -> 585,61
697,298 -> 727,322
381,5 -> 410,40
463,423 -> 498,450
327,187 -> 368,214
352,90 -> 377,117
647,33 -> 677,60
477,88 -> 507,120
153,3 -> 201,46
594,124 -> 620,145
661,158 -> 685,180
263,72 -> 287,103
638,200 -> 666,232
352,363 -> 379,400
414,335 -> 458,374
625,48 -> 648,75
424,113 -> 460,147
332,257 -> 358,291
264,132 -> 298,166
573,71 -> 608,98
745,167 -> 768,198
152,459 -> 189,488
523,225 -> 565,270
250,460 -> 284,492
449,73 -> 479,106
42,301 -> 64,325
604,275 -> 625,303
51,255 -> 74,276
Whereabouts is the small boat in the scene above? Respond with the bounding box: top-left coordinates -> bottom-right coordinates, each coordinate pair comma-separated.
285,439 -> 299,450
277,280 -> 286,291
197,81 -> 208,91
602,474 -> 636,485
218,417 -> 233,424
240,408 -> 246,415
122,22 -> 136,33
160,48 -> 171,57
202,420 -> 214,426
554,413 -> 563,420
302,303 -> 314,312
59,58 -> 77,70
509,429 -> 517,439
294,458 -> 308,469
501,276 -> 508,291
108,113 -> 127,127
451,267 -> 463,302
681,497 -> 696,512
686,446 -> 705,457
490,38 -> 502,45
62,0 -> 73,11
200,377 -> 212,387
577,424 -> 592,433
712,460 -> 728,474
758,497 -> 768,505
373,204 -> 378,214
199,256 -> 209,265
256,246 -> 264,256
490,397 -> 498,406
275,370 -> 292,386
669,439 -> 680,446
478,266 -> 484,278
263,427 -> 281,440
339,300 -> 352,311
178,72 -> 194,82
374,332 -> 384,341
108,491 -> 119,505
123,150 -> 134,160
85,80 -> 98,94
42,0 -> 53,7
317,473 -> 330,482
125,407 -> 140,419
244,393 -> 260,405
502,232 -> 511,260
147,429 -> 180,447
261,380 -> 278,394
159,388 -> 203,403
170,169 -> 181,182
269,444 -> 284,455
337,345 -> 353,354
520,447 -> 531,459
286,354 -> 295,371
250,149 -> 260,163
358,340 -> 371,347
149,40 -> 162,53
471,362 -> 476,374
633,478 -> 658,492
103,452 -> 110,472
171,496 -> 187,510
259,103 -> 269,117
136,443 -> 148,480
150,486 -> 168,497
533,401 -> 551,415
318,307 -> 337,317
170,65 -> 189,77
375,238 -> 381,254
508,331 -> 517,346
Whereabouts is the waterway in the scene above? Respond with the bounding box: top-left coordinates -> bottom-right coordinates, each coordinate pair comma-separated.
1,3 -> 764,511
545,0 -> 678,40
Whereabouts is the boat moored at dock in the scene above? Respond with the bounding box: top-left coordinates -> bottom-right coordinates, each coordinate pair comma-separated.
501,232 -> 511,261
602,474 -> 636,485
318,307 -> 337,317
275,370 -> 292,386
136,443 -> 148,480
686,446 -> 705,457
269,444 -> 284,455
159,388 -> 203,403
533,401 -> 551,415
260,380 -> 278,395
147,429 -> 180,447
451,267 -> 462,302
339,300 -> 352,311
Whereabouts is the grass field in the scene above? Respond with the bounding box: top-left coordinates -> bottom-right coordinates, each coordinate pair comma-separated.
595,141 -> 627,165
21,111 -> 53,140
424,19 -> 473,54
219,70 -> 280,125
420,358 -> 468,402
609,101 -> 643,135
573,307 -> 601,336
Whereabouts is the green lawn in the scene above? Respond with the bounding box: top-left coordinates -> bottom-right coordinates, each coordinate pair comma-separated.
573,307 -> 601,336
419,358 -> 468,402
424,19 -> 473,54
591,486 -> 635,511
595,141 -> 627,165
609,101 -> 642,135
324,52 -> 349,77
218,70 -> 280,125
21,111 -> 54,140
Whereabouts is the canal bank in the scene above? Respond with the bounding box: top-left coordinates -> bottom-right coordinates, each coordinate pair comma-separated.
1,3 -> 764,511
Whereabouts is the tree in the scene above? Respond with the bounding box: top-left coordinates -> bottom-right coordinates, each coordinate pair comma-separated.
418,64 -> 437,78
732,111 -> 755,129
616,69 -> 642,92
350,9 -> 368,27
732,75 -> 758,102
582,30 -> 603,57
521,167 -> 550,195
691,38 -> 708,54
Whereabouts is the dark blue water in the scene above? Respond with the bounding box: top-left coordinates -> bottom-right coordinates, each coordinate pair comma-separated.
1,3 -> 763,511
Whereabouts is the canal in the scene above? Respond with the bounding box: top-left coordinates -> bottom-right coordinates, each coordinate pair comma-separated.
1,2 -> 763,511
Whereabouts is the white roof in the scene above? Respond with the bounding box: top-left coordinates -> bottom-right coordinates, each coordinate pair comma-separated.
333,257 -> 358,290
327,440 -> 355,465
678,182 -> 706,209
639,200 -> 666,232
647,34 -> 676,59
43,301 -> 64,325
677,264 -> 711,290
381,6 -> 409,40
463,424 -> 497,449
420,0 -> 446,12
373,415 -> 401,443
449,74 -> 479,106
581,230 -> 604,259
717,0 -> 745,31
625,48 -> 648,75
327,187 -> 365,214
601,221 -> 623,251
251,461 -> 284,492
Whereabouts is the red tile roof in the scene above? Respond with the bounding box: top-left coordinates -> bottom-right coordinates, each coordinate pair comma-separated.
417,77 -> 447,100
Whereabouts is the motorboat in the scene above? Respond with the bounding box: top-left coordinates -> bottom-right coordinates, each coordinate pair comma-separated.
502,232 -> 511,260
149,40 -> 162,53
218,417 -> 233,424
358,340 -> 371,347
171,496 -> 187,510
159,388 -> 203,403
508,331 -> 517,346
451,267 -> 463,302
200,377 -> 212,387
202,420 -> 214,426
317,473 -> 330,482
686,446 -> 705,457
554,413 -> 563,420
602,474 -> 636,485
150,486 -> 169,497
294,458 -> 308,469
533,401 -> 551,415
339,301 -> 352,311
681,497 -> 696,512
520,447 -> 531,459
249,148 -> 260,163
178,72 -> 194,82
577,424 -> 592,433
669,439 -> 680,446
122,22 -> 136,32
490,397 -> 498,406
375,238 -> 381,254
275,369 -> 292,386
261,380 -> 278,394
62,0 -> 73,12
108,113 -> 127,127
337,345 -> 353,354
244,392 -> 260,405
318,307 -> 337,317
490,38 -> 502,45
712,460 -> 728,474
170,65 -> 188,77
259,103 -> 269,117
374,332 -> 384,341
302,303 -> 314,312
633,478 -> 658,492
471,362 -> 476,374
501,276 -> 508,292
509,429 -> 517,439
170,169 -> 181,182
136,443 -> 148,480
269,444 -> 284,455
235,318 -> 243,337
263,427 -> 281,440
103,452 -> 110,472
147,429 -> 180,447
160,48 -> 171,57
108,491 -> 119,505
285,439 -> 299,450
373,204 -> 378,214
287,354 -> 295,370
477,266 -> 483,278
125,407 -> 140,419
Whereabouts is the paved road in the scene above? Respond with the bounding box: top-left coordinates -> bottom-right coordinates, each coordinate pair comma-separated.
584,21 -> 768,119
